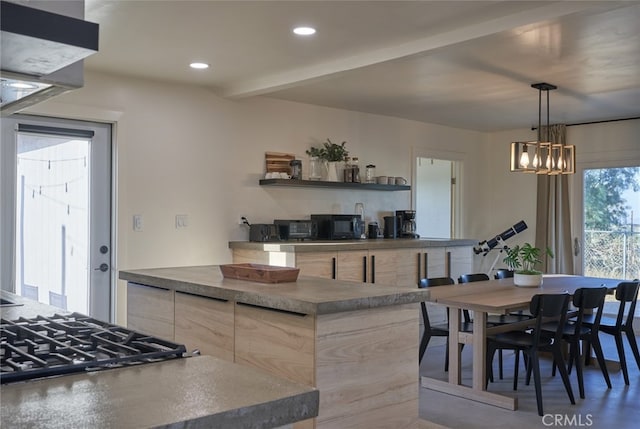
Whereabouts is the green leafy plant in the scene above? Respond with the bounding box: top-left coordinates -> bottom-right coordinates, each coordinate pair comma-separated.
503,242 -> 554,274
306,138 -> 348,162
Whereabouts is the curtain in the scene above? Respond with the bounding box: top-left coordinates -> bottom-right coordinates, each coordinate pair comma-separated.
535,124 -> 575,274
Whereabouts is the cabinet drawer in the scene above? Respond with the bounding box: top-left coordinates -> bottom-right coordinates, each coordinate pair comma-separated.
175,292 -> 234,361
127,283 -> 174,341
235,302 -> 315,386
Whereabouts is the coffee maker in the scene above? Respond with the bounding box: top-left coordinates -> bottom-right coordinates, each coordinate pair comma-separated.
396,210 -> 419,238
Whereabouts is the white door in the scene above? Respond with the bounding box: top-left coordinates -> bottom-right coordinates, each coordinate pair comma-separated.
573,162 -> 640,280
1,114 -> 113,321
415,157 -> 457,238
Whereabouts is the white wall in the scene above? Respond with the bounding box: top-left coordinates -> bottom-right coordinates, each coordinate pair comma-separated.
27,71 -> 640,323
29,71 -> 488,323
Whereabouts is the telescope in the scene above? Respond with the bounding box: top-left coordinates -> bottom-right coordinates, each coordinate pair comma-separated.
473,220 -> 527,256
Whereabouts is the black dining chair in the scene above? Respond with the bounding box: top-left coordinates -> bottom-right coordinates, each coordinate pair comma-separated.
494,269 -> 514,279
418,277 -> 473,371
542,287 -> 611,398
583,280 -> 640,385
458,273 -> 531,379
486,293 -> 575,417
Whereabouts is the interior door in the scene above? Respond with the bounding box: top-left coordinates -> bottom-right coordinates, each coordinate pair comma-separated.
1,114 -> 113,321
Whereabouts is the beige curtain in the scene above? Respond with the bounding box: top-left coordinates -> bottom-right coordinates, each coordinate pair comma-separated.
535,124 -> 574,274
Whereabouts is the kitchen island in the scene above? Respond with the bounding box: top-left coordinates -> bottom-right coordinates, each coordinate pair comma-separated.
119,265 -> 431,429
0,291 -> 319,429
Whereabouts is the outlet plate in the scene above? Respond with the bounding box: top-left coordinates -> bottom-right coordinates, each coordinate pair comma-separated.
176,214 -> 189,228
133,215 -> 143,232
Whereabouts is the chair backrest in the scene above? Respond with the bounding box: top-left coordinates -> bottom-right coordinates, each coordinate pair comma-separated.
613,281 -> 640,328
530,293 -> 571,343
419,277 -> 455,288
494,269 -> 515,279
572,287 -> 608,333
458,273 -> 490,283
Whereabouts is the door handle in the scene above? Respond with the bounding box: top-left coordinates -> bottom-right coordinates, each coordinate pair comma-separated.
574,237 -> 580,257
95,263 -> 109,272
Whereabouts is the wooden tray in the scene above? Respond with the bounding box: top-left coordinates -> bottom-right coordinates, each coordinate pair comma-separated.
219,263 -> 300,283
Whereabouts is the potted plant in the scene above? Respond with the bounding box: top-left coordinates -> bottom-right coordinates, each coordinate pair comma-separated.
503,242 -> 553,287
306,139 -> 349,181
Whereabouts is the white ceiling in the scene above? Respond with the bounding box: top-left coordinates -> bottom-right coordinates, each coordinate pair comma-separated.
84,0 -> 640,132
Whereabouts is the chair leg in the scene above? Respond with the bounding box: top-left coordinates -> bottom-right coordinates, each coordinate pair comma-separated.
590,334 -> 612,389
419,331 -> 430,364
498,350 -> 504,379
513,350 -> 520,391
444,338 -> 449,372
624,326 -> 640,370
614,332 -> 630,385
552,344 -> 576,406
530,352 -> 544,417
572,342 -> 585,399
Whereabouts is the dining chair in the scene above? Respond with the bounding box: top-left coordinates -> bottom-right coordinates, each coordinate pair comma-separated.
542,287 -> 611,398
418,277 -> 473,371
494,269 -> 514,279
486,293 -> 575,417
583,280 -> 640,385
458,273 -> 531,379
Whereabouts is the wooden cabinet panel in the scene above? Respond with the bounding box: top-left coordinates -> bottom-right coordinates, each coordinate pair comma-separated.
315,304 -> 418,428
395,248 -> 422,287
446,246 -> 473,281
175,292 -> 234,361
369,249 -> 397,285
126,283 -> 174,341
296,252 -> 336,279
235,303 -> 316,386
336,250 -> 368,282
232,249 -> 271,265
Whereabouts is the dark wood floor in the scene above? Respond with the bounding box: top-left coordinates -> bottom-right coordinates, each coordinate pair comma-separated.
419,333 -> 640,429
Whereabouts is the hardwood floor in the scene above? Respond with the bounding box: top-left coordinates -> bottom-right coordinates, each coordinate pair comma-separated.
419,333 -> 640,429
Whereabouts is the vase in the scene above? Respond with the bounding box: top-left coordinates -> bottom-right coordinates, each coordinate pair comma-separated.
326,161 -> 339,182
514,272 -> 543,287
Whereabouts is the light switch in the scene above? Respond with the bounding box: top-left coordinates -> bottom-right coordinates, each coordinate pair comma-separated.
176,214 -> 188,228
133,215 -> 143,232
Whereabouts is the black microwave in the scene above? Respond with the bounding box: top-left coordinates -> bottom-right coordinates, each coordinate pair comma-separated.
311,214 -> 364,240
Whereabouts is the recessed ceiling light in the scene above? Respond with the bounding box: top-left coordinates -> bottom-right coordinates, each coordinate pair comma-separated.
293,26 -> 316,36
7,82 -> 39,89
189,62 -> 210,70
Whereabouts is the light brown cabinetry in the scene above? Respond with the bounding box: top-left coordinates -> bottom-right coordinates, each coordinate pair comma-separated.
127,283 -> 174,340
296,249 -> 397,285
174,292 -> 234,361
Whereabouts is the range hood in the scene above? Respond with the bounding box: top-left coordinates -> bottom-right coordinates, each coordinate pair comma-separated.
1,0 -> 99,116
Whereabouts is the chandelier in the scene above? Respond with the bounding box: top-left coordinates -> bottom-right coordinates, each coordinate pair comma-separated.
510,83 -> 575,174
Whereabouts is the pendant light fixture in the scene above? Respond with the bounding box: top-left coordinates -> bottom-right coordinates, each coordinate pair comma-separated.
510,83 -> 575,174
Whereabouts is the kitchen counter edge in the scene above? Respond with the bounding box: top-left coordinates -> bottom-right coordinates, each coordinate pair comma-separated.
228,238 -> 476,252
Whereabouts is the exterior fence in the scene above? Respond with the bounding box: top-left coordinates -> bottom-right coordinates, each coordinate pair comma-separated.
584,230 -> 640,280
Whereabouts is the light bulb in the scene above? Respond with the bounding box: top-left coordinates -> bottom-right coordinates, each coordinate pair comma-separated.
519,148 -> 530,168
546,153 -> 552,170
533,153 -> 540,168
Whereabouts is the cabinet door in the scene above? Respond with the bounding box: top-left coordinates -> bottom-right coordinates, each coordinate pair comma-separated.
369,249 -> 397,285
395,248 -> 422,287
423,248 -> 446,279
235,303 -> 315,386
174,292 -> 234,361
337,250 -> 368,282
446,246 -> 473,280
127,283 -> 174,341
296,251 -> 337,279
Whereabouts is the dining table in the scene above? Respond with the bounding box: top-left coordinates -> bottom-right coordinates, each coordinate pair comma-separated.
420,274 -> 622,410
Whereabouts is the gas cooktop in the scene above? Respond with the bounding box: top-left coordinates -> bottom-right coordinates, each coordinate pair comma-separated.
1,313 -> 186,384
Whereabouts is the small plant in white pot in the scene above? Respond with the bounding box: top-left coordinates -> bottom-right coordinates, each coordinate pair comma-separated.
503,242 -> 553,287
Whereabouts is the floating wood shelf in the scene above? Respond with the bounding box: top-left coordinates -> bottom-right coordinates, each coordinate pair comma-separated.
259,179 -> 410,191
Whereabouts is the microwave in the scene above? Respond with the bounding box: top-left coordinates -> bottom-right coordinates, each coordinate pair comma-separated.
311,214 -> 364,240
274,220 -> 316,240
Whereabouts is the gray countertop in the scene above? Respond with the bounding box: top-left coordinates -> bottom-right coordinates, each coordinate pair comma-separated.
0,291 -> 319,429
228,238 -> 476,252
119,265 -> 429,315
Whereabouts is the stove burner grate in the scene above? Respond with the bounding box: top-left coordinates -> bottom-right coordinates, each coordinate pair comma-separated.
1,313 -> 186,384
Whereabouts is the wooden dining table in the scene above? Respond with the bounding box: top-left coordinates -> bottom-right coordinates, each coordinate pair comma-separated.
420,274 -> 622,410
